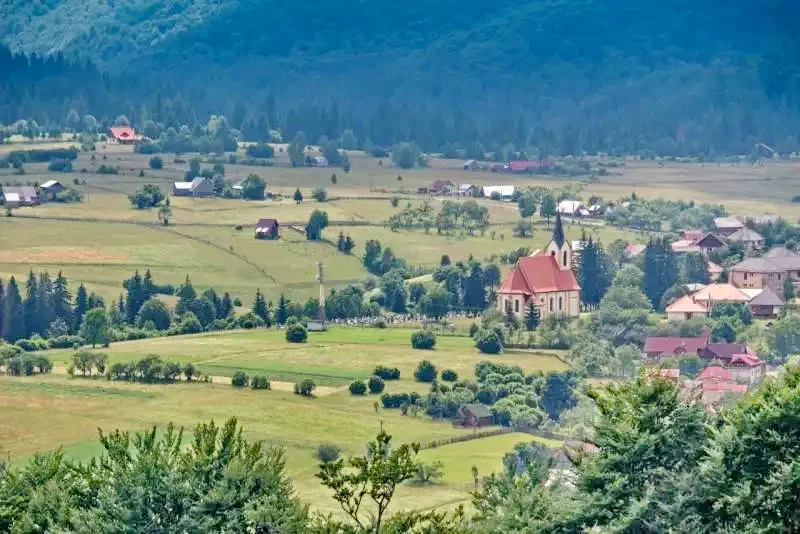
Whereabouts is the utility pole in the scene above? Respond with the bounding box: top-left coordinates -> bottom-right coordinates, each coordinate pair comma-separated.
316,261 -> 326,323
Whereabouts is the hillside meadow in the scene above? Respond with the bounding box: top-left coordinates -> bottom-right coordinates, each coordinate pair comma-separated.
0,326 -> 567,513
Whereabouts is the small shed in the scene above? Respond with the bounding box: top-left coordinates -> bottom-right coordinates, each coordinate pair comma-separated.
255,218 -> 280,239
459,404 -> 493,428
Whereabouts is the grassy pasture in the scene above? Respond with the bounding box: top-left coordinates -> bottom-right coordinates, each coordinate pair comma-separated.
1,326 -> 567,513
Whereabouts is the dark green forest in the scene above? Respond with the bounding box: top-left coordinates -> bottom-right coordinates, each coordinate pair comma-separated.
2,0 -> 800,155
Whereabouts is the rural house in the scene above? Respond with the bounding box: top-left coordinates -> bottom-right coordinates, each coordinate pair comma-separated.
108,127 -> 139,145
671,232 -> 725,256
254,218 -> 280,239
172,177 -> 215,198
481,185 -> 514,201
459,404 -> 494,427
558,200 -> 589,217
713,216 -> 745,236
1,186 -> 39,207
458,184 -> 478,196
429,180 -> 455,195
665,295 -> 710,321
507,159 -> 554,173
643,334 -> 710,360
726,227 -> 765,250
40,180 -> 64,201
726,353 -> 767,385
746,287 -> 784,318
497,213 -> 581,319
730,246 -> 800,295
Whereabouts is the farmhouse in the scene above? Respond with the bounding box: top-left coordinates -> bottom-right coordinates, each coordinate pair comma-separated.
665,295 -> 710,321
458,184 -> 478,196
481,185 -> 515,201
726,353 -> 767,385
254,218 -> 280,239
429,180 -> 455,195
40,180 -> 64,201
730,246 -> 800,294
172,177 -> 214,197
671,232 -> 725,256
459,404 -> 494,428
713,216 -> 744,236
643,334 -> 710,360
747,287 -> 784,318
108,127 -> 139,145
507,159 -> 554,173
726,227 -> 765,250
497,213 -> 581,319
557,200 -> 589,217
1,186 -> 39,207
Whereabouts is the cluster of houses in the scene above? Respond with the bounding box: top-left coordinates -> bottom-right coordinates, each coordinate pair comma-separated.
0,180 -> 65,208
644,329 -> 766,408
671,217 -> 766,255
419,180 -> 517,200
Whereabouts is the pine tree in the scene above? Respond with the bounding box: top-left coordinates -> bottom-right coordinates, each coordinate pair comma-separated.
643,237 -> 678,311
252,289 -> 268,321
276,294 -> 288,325
143,269 -> 154,297
337,231 -> 346,252
176,275 -> 197,315
578,235 -> 610,309
88,293 -> 105,310
1,277 -> 25,342
23,271 -> 40,338
52,271 -> 73,328
74,283 -> 89,331
525,301 -> 541,331
38,272 -> 54,334
125,270 -> 145,324
219,293 -> 233,319
344,235 -> 355,254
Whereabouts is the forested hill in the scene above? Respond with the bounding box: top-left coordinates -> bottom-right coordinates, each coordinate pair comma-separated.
2,0 -> 800,155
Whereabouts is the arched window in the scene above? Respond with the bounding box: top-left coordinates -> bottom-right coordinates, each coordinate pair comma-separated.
549,298 -> 554,312
563,250 -> 568,267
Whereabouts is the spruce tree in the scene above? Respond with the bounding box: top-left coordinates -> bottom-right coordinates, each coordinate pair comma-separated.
337,231 -> 346,252
52,271 -> 73,327
176,275 -> 197,315
578,236 -> 610,309
1,277 -> 25,342
74,283 -> 89,331
143,269 -> 154,297
276,294 -> 288,325
38,272 -> 54,334
219,293 -> 233,318
252,289 -> 268,321
525,302 -> 541,331
125,270 -> 145,324
23,271 -> 40,338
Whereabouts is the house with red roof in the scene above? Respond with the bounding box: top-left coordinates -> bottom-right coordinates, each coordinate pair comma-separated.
643,334 -> 710,360
108,127 -> 139,145
497,212 -> 581,318
727,353 -> 767,385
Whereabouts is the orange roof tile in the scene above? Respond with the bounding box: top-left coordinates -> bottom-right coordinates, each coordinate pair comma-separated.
691,283 -> 750,304
665,295 -> 708,314
697,365 -> 733,382
498,255 -> 580,295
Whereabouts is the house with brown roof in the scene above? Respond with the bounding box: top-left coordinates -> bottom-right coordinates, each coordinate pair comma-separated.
727,227 -> 765,250
714,216 -> 745,236
671,232 -> 725,256
497,213 -> 581,319
747,287 -> 784,318
254,218 -> 280,239
730,247 -> 800,294
429,180 -> 455,195
643,334 -> 710,360
700,342 -> 754,364
459,404 -> 494,428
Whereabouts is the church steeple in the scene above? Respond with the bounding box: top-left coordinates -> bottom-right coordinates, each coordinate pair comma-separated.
552,211 -> 565,249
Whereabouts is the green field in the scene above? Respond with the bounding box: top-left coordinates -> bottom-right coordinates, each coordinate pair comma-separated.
0,326 -> 567,513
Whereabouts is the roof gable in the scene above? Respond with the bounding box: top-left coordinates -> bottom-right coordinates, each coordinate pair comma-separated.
665,295 -> 708,313
749,287 -> 783,306
696,233 -> 725,247
697,365 -> 733,382
255,218 -> 278,229
513,255 -> 580,293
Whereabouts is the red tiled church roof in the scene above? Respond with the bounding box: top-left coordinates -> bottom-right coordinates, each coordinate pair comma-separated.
498,254 -> 580,295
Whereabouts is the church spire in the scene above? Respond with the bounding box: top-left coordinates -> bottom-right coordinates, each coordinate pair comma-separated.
552,211 -> 565,249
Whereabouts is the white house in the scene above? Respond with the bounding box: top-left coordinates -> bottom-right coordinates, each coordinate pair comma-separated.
481,185 -> 515,201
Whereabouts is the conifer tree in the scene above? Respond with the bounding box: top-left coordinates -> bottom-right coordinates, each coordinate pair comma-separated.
219,292 -> 234,319
143,269 -> 154,297
578,235 -> 611,309
125,270 -> 145,324
252,289 -> 268,321
74,283 -> 89,331
525,301 -> 541,331
0,278 -> 4,338
337,231 -> 346,252
37,272 -> 54,334
52,271 -> 73,327
276,294 -> 289,325
1,277 -> 25,342
176,275 -> 197,315
23,271 -> 40,337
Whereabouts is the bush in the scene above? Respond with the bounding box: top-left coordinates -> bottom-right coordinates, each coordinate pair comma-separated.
48,159 -> 72,172
149,156 -> 164,170
48,335 -> 84,349
373,365 -> 401,380
411,330 -> 436,350
317,444 -> 341,463
97,164 -> 118,175
368,375 -> 385,394
14,338 -> 48,352
312,187 -> 328,202
294,379 -> 316,397
349,380 -> 367,395
251,375 -> 271,390
414,360 -> 438,382
381,392 -> 421,409
469,323 -> 480,337
285,323 -> 308,343
246,143 -> 275,159
374,319 -> 387,329
232,371 -> 250,388
441,369 -> 458,382
475,328 -> 504,354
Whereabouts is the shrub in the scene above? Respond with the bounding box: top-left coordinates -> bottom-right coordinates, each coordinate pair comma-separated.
48,335 -> 84,349
14,338 -> 48,352
374,319 -> 387,329
246,143 -> 275,159
411,330 -> 436,350
149,156 -> 164,170
97,164 -> 118,175
441,369 -> 458,382
251,375 -> 271,390
294,379 -> 316,397
285,323 -> 308,343
381,392 -> 421,409
373,366 -> 401,380
235,312 -> 265,330
48,159 -> 73,172
312,187 -> 328,202
368,375 -> 385,394
414,360 -> 438,382
317,444 -> 341,463
475,328 -> 504,354
232,371 -> 250,388
469,323 -> 480,337
349,380 -> 367,395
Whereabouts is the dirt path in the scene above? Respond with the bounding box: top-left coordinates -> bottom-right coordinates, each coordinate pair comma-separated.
51,366 -> 343,396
